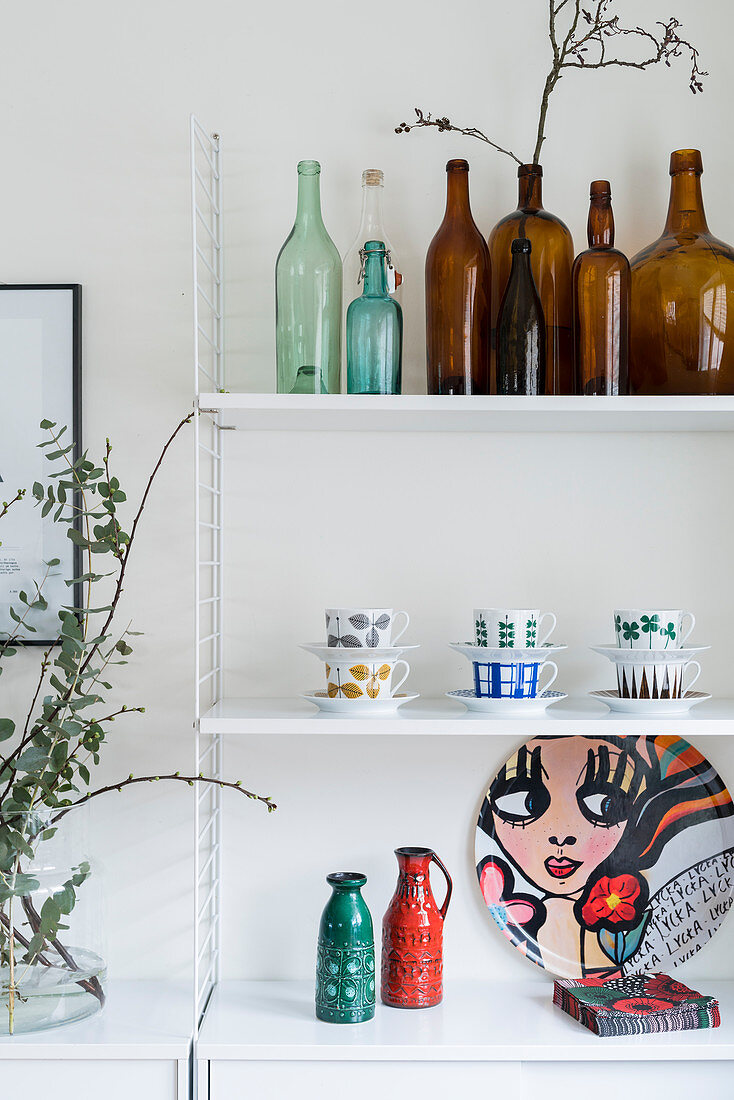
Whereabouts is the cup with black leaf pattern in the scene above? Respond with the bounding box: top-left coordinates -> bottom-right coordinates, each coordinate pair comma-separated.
473,608 -> 556,649
614,609 -> 695,650
325,608 -> 409,649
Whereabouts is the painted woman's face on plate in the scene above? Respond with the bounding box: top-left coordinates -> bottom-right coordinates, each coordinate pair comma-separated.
490,738 -> 641,896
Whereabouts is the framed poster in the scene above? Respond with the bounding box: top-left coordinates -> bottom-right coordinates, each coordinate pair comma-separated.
0,285 -> 82,644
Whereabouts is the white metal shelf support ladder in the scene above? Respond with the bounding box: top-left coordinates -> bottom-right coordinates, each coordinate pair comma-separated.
191,114 -> 224,1095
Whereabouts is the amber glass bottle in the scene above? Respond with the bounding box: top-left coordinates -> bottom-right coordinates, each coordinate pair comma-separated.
496,238 -> 546,395
425,159 -> 491,394
630,149 -> 734,394
572,181 -> 630,395
488,164 -> 574,394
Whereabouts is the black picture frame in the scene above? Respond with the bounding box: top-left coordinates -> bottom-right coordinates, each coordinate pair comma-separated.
0,284 -> 82,644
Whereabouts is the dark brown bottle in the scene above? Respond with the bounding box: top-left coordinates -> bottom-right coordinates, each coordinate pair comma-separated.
630,149 -> 734,394
572,181 -> 630,395
488,164 -> 574,394
497,238 -> 546,395
425,159 -> 491,394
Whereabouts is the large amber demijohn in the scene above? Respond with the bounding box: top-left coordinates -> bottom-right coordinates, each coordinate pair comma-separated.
488,164 -> 574,394
630,149 -> 734,394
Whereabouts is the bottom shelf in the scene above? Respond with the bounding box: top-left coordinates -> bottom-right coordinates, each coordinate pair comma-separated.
197,979 -> 734,1062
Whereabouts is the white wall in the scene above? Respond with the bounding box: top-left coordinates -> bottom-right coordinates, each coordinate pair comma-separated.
3,0 -> 734,984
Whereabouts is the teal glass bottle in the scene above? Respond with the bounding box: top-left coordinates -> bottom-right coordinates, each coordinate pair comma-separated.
276,160 -> 342,394
315,872 -> 376,1024
346,240 -> 403,394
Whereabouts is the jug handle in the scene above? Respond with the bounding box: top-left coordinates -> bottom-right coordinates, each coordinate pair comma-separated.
431,851 -> 453,920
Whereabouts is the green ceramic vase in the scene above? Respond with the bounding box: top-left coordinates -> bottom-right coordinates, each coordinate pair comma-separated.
315,872 -> 375,1023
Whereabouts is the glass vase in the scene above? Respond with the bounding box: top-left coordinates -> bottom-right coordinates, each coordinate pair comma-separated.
0,808 -> 105,1035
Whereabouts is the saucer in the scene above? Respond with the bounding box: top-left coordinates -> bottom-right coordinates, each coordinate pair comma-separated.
449,642 -> 567,663
301,642 -> 420,662
589,689 -> 711,715
446,689 -> 567,715
590,644 -> 710,664
301,691 -> 419,715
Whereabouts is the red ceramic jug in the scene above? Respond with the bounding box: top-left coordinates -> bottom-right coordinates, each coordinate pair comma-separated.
381,846 -> 453,1008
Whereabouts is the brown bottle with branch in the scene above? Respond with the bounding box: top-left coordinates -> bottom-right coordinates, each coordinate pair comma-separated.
573,181 -> 629,395
488,164 -> 574,395
425,159 -> 491,394
630,149 -> 734,394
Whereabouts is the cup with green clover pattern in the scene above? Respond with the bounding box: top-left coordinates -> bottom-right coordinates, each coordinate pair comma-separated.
614,609 -> 695,650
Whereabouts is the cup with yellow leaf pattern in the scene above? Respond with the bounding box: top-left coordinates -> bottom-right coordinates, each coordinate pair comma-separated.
324,658 -> 410,702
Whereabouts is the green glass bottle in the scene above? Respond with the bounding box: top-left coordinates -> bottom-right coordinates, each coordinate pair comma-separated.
276,160 -> 342,394
346,240 -> 402,394
315,872 -> 375,1024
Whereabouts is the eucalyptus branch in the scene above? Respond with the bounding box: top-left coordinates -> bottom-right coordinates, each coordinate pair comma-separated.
53,773 -> 278,819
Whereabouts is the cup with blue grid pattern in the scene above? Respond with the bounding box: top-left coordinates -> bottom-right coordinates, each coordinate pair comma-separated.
472,659 -> 558,699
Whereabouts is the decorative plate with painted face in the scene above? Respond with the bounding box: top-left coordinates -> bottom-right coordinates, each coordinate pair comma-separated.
475,735 -> 734,978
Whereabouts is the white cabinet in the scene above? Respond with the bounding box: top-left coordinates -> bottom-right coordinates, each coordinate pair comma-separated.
0,982 -> 191,1097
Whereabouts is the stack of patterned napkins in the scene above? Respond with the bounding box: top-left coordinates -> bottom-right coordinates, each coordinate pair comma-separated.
553,973 -> 720,1036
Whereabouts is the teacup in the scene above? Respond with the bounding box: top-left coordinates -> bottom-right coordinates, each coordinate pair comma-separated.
325,607 -> 409,649
474,608 -> 556,649
614,608 -> 695,650
617,658 -> 701,700
324,658 -> 410,702
473,659 -> 558,700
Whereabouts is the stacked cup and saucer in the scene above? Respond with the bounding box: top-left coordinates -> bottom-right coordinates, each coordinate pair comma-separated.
590,607 -> 711,715
300,607 -> 419,715
447,607 -> 567,714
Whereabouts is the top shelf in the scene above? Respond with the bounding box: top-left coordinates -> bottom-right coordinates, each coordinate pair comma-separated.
197,393 -> 734,433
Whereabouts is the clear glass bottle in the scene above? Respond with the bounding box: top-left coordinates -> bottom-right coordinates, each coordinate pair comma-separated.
496,237 -> 546,395
488,164 -> 574,394
275,160 -> 342,394
573,181 -> 630,395
347,240 -> 402,394
343,170 -> 400,303
630,149 -> 734,394
425,159 -> 491,395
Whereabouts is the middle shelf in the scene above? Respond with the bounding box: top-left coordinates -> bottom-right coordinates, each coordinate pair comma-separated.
200,696 -> 734,736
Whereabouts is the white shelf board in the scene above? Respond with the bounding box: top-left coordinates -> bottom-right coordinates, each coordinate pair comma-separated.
197,393 -> 734,433
198,979 -> 734,1062
0,980 -> 191,1060
200,696 -> 734,736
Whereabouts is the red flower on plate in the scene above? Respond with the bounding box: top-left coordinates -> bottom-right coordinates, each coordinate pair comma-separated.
646,974 -> 700,1002
581,874 -> 642,928
612,997 -> 674,1015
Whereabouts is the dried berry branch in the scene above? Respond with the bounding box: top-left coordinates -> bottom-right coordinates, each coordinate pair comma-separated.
396,0 -> 706,165
395,110 -> 522,165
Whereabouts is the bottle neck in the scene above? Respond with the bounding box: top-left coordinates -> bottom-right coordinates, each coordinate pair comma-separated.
664,170 -> 709,235
588,199 -> 614,249
358,183 -> 385,237
295,172 -> 325,229
509,250 -> 533,281
517,169 -> 543,212
444,169 -> 472,220
362,251 -> 388,296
